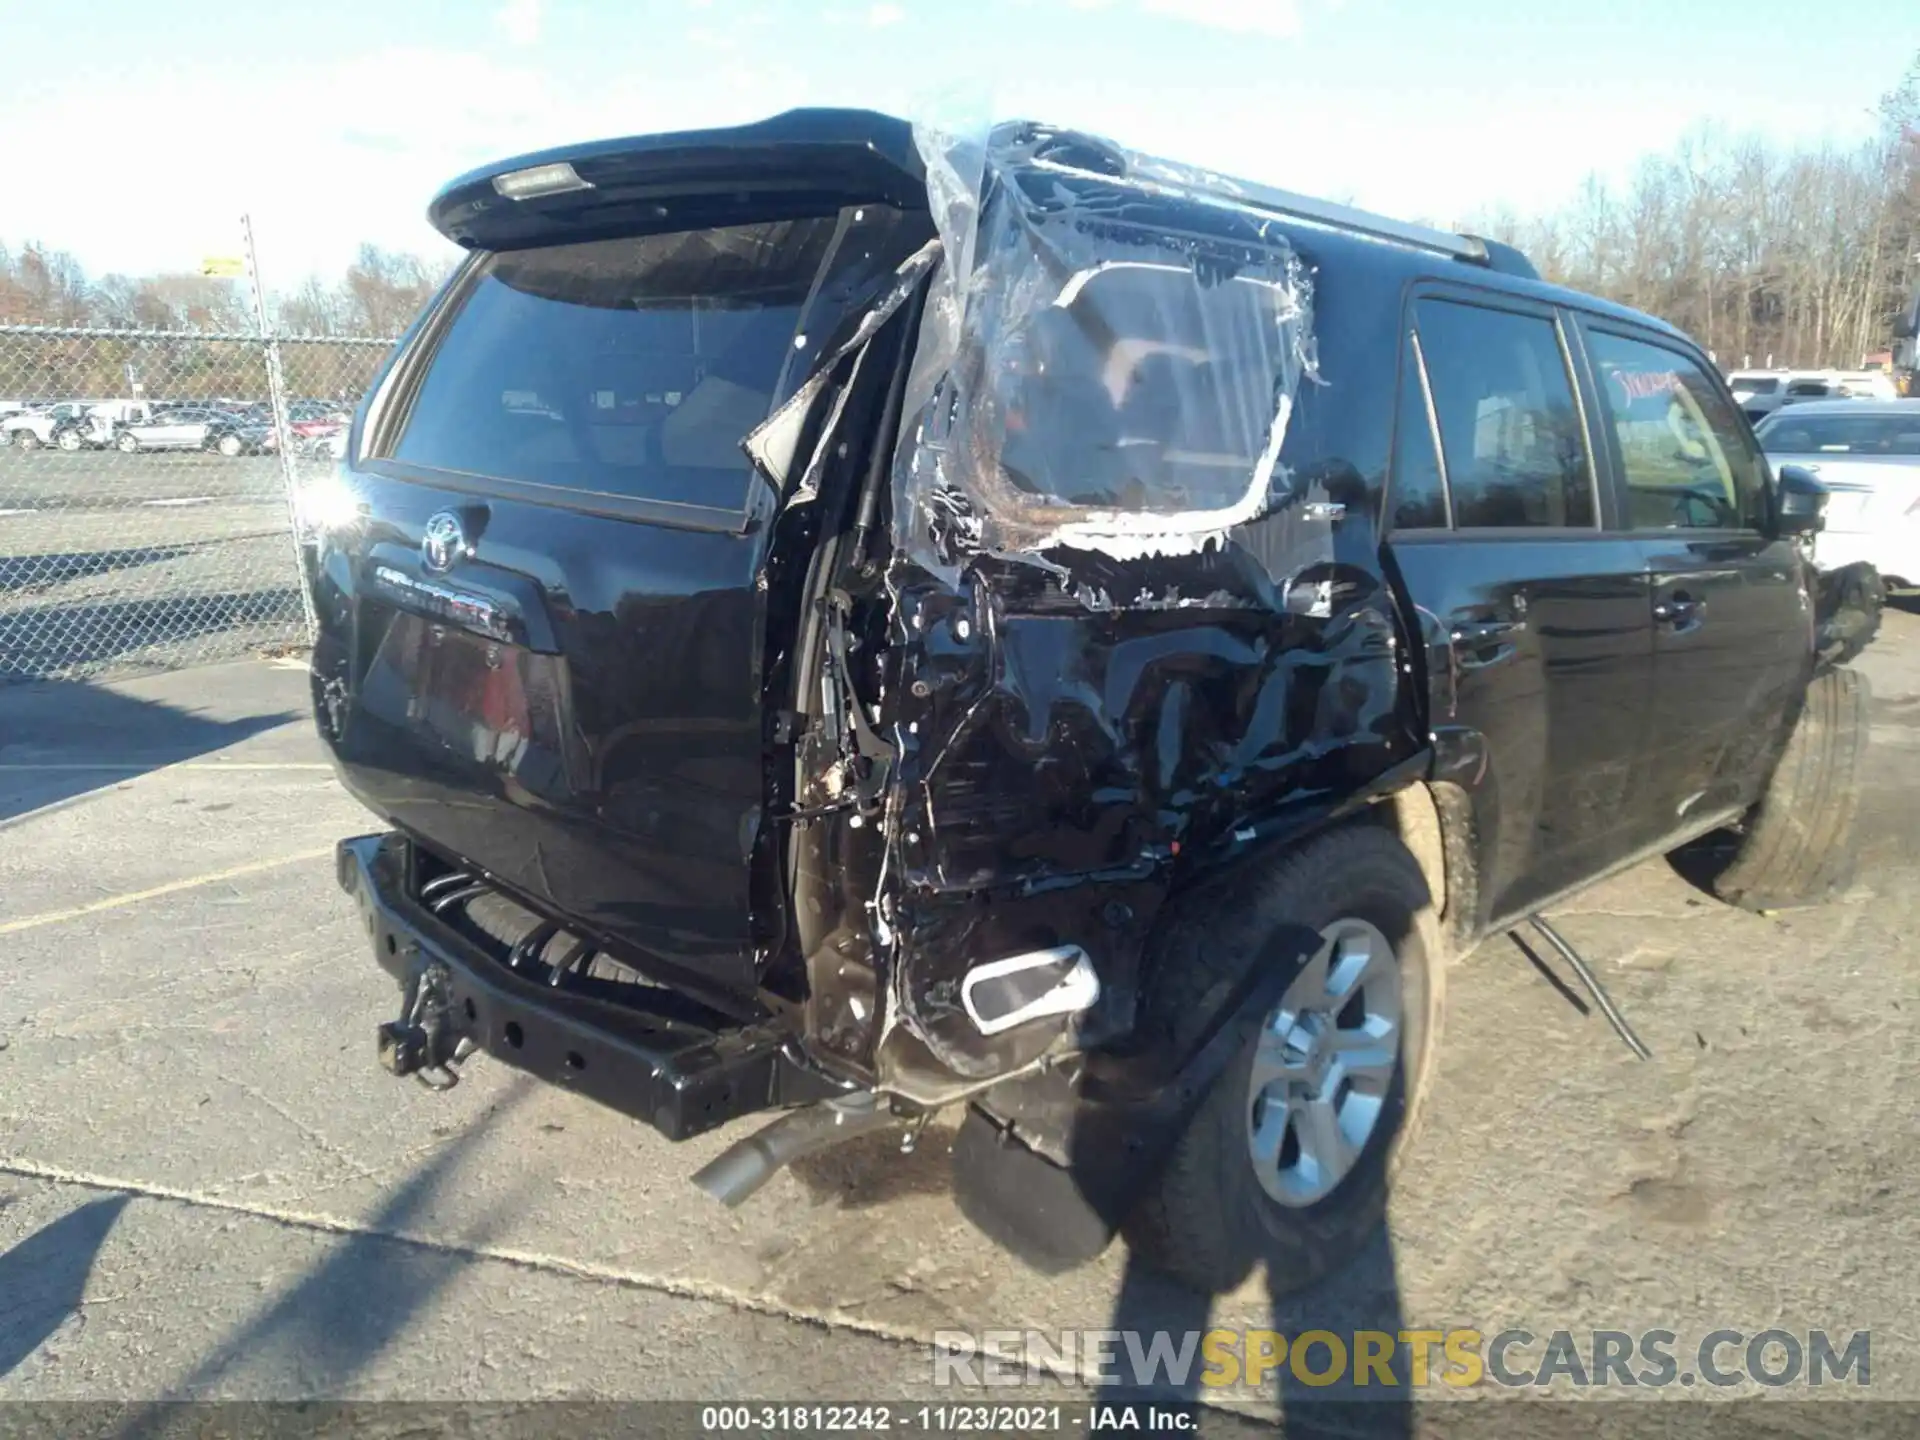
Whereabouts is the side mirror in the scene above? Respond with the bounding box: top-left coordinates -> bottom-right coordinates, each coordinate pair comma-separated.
1776,463 -> 1829,538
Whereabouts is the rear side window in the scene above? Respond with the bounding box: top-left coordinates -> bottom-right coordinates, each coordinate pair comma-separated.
1413,298 -> 1594,529
391,216 -> 850,511
974,259 -> 1308,518
1758,413 -> 1920,457
1586,330 -> 1768,531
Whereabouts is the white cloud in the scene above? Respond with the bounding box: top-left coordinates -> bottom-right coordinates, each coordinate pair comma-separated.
0,46 -> 624,281
494,0 -> 545,47
1139,0 -> 1303,38
868,2 -> 905,24
1045,0 -> 1310,36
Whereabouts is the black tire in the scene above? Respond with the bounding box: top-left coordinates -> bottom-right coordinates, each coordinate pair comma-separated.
16,430 -> 40,452
216,432 -> 243,457
1706,666 -> 1869,911
1125,823 -> 1446,1297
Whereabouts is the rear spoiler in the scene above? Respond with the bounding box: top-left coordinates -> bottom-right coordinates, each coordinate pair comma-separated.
428,108 -> 928,252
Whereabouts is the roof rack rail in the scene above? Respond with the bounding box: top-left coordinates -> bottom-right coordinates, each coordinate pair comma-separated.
1004,122 -> 1509,270
1201,176 -> 1489,264
1136,166 -> 1544,282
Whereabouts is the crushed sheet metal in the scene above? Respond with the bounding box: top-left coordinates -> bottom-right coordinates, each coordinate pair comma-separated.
846,119 -> 1412,1099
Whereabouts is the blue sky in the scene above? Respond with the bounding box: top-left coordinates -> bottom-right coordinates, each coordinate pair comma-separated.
3,0 -> 1914,286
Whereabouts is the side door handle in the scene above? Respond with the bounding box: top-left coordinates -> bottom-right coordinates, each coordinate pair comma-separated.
1449,617 -> 1524,670
1654,591 -> 1705,630
1451,619 -> 1525,642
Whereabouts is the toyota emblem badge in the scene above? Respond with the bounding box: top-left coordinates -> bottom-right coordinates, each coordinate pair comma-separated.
421,511 -> 469,573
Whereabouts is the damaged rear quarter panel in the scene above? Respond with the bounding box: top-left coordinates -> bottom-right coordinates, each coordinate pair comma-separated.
867,125 -> 1424,1099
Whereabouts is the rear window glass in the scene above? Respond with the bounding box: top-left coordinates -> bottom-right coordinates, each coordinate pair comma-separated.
1731,376 -> 1780,395
392,217 -> 849,511
1758,413 -> 1920,456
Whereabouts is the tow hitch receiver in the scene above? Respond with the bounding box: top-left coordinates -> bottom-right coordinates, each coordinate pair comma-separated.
377,958 -> 471,1091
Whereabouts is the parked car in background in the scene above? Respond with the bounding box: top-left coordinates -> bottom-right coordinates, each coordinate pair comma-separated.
1784,375 -> 1848,407
1756,400 -> 1920,590
292,423 -> 345,457
69,399 -> 167,450
217,415 -> 279,455
288,401 -> 350,439
3,402 -> 95,451
1727,369 -> 1893,424
1833,371 -> 1901,401
113,405 -> 274,456
1727,371 -> 1788,422
281,400 -> 350,459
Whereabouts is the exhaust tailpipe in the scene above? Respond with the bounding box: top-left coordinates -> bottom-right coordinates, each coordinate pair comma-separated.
691,1094 -> 895,1209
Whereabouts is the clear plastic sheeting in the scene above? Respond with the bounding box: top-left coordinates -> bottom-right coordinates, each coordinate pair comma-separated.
895,120 -> 1320,569
744,236 -> 942,507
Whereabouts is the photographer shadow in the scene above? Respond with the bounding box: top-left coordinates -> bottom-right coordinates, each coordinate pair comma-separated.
1097,1227 -> 1412,1439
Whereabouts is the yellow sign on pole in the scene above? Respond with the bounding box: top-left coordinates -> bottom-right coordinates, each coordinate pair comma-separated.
200,256 -> 245,278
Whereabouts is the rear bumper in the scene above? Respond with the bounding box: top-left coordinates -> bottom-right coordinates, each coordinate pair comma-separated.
336,833 -> 846,1140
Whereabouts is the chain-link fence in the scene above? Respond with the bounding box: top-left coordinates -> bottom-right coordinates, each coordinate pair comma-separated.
0,324 -> 397,681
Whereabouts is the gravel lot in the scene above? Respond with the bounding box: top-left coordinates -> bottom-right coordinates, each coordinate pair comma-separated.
1,613 -> 1917,1431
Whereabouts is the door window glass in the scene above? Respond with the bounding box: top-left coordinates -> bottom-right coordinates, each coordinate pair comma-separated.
1413,299 -> 1594,528
1587,330 -> 1768,530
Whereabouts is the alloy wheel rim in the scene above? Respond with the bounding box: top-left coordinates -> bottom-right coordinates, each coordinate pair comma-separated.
1244,916 -> 1403,1208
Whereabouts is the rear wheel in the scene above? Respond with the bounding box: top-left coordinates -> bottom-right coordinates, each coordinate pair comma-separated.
116,432 -> 141,454
216,432 -> 243,457
1125,824 -> 1445,1297
16,431 -> 40,452
1696,666 -> 1869,911
55,427 -> 83,452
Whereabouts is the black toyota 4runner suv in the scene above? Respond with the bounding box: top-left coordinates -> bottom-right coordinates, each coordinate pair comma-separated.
310,109 -> 1865,1296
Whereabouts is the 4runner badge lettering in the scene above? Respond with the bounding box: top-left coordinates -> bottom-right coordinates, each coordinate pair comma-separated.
421,512 -> 469,573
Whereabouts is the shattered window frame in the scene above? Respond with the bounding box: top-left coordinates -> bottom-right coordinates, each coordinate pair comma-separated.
893,122 -> 1321,567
